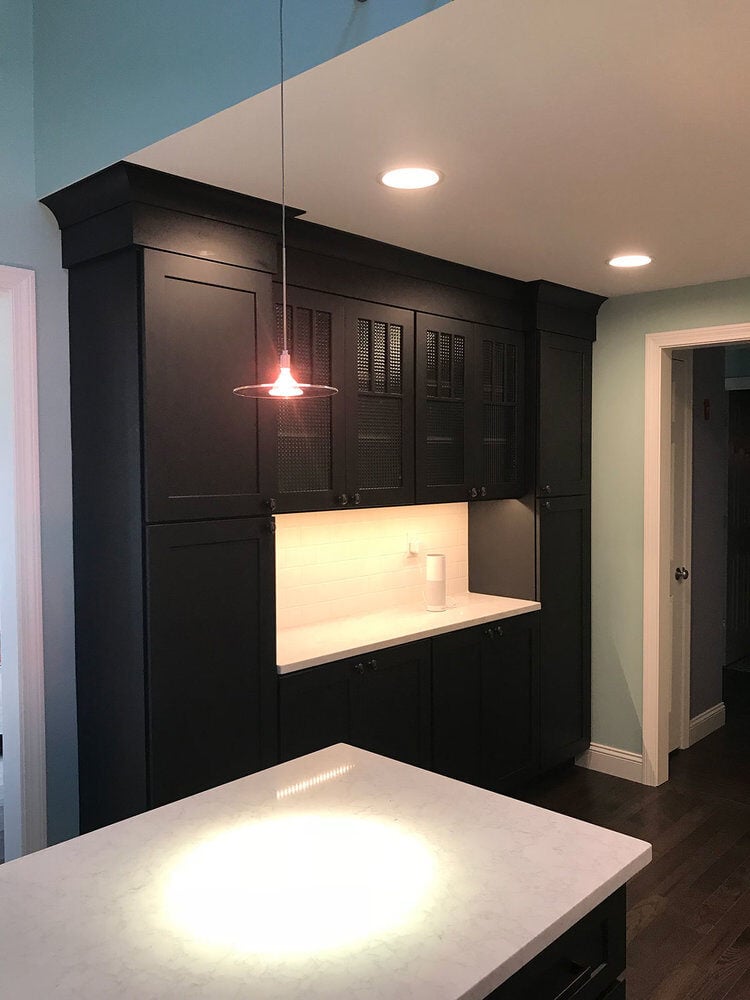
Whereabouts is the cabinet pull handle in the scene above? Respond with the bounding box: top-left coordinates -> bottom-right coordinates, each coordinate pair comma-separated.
469,487 -> 479,500
352,492 -> 361,506
542,484 -> 552,494
265,497 -> 277,513
353,662 -> 365,675
494,625 -> 504,638
542,500 -> 551,511
336,493 -> 349,507
484,627 -> 494,639
368,657 -> 378,671
552,963 -> 592,1000
480,485 -> 487,498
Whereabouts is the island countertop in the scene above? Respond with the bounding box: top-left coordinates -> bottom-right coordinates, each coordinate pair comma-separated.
0,744 -> 650,1000
277,591 -> 541,673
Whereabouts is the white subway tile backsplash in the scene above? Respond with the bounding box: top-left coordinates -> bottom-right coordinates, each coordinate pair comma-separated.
275,503 -> 468,628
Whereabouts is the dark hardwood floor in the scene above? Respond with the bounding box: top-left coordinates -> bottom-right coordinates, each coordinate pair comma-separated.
523,672 -> 750,1000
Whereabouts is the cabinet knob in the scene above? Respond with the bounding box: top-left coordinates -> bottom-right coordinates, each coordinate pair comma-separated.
265,497 -> 277,513
542,500 -> 551,511
368,657 -> 378,671
354,662 -> 365,675
480,485 -> 487,498
336,493 -> 349,507
469,487 -> 479,500
675,566 -> 690,581
352,492 -> 361,506
542,484 -> 552,494
494,625 -> 504,638
484,627 -> 494,639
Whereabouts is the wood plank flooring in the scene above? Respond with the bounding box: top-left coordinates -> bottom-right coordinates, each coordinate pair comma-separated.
522,674 -> 750,1000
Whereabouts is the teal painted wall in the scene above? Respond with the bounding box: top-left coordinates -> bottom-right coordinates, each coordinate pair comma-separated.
33,0 -> 450,196
592,277 -> 750,753
1,0 -> 78,845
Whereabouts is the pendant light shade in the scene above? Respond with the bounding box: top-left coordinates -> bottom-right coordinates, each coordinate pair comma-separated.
233,0 -> 338,402
233,351 -> 337,399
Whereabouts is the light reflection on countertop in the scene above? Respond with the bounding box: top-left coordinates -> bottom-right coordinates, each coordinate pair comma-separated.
0,744 -> 650,999
277,591 -> 540,673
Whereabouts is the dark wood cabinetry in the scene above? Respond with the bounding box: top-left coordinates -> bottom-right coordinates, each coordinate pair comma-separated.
432,612 -> 539,790
487,887 -> 625,1000
538,332 -> 592,498
279,641 -> 432,767
143,250 -> 276,522
146,518 -> 276,808
416,315 -> 525,503
270,285 -> 347,512
538,496 -> 591,766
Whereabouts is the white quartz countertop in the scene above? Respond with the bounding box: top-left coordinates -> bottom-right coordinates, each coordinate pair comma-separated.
0,745 -> 650,1000
277,591 -> 541,672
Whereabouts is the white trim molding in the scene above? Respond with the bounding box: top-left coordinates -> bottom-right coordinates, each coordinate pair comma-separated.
0,265 -> 47,857
643,322 -> 750,787
576,743 -> 644,784
689,703 -> 726,746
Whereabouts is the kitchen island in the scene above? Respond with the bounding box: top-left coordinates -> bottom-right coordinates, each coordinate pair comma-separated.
0,745 -> 650,998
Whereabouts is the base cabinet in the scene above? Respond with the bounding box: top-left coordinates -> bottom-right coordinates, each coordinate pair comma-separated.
279,641 -> 432,768
486,887 -> 625,1000
432,612 -> 539,791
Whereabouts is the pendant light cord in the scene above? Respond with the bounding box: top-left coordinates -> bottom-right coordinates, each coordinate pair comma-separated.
279,0 -> 288,356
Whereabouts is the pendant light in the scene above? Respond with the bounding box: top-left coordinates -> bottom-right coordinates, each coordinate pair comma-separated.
234,0 -> 337,400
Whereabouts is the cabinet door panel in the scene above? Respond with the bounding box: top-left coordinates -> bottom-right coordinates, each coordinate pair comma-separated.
278,662 -> 351,762
432,628 -> 484,784
433,615 -> 540,791
416,314 -> 474,503
482,623 -> 539,788
475,325 -> 526,499
146,518 -> 276,808
538,332 -> 592,497
271,285 -> 347,511
539,496 -> 591,766
143,250 -> 275,522
346,301 -> 415,506
350,642 -> 431,768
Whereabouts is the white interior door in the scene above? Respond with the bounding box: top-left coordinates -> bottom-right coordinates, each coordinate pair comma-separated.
669,351 -> 693,752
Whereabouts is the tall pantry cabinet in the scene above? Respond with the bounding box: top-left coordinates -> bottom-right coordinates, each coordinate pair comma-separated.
44,166 -> 282,832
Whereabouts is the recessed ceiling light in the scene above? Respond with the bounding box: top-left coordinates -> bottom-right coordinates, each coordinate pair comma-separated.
608,254 -> 652,268
379,167 -> 442,190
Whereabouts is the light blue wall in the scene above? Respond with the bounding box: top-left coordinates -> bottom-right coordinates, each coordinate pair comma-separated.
1,0 -> 78,844
593,277 -> 750,753
33,0 -> 450,196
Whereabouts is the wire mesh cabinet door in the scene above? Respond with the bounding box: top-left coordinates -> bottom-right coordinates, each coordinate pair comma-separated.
268,284 -> 347,512
472,324 -> 526,500
344,300 -> 415,508
415,313 -> 475,504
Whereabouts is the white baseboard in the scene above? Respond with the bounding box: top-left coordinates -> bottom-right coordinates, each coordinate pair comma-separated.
689,703 -> 726,746
576,742 -> 644,784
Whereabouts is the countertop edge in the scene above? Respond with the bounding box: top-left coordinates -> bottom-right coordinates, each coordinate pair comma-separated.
277,600 -> 541,674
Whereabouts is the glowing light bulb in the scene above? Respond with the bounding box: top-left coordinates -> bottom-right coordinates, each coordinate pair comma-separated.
379,167 -> 442,190
268,350 -> 303,397
608,254 -> 652,268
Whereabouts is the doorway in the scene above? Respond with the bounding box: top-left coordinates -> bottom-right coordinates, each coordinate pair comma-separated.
0,265 -> 47,859
643,322 -> 750,786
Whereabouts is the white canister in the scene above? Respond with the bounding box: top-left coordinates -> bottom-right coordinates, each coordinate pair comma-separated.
425,553 -> 447,612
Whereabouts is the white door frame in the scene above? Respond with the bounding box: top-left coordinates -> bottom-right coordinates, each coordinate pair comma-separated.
0,265 -> 47,857
643,321 -> 750,786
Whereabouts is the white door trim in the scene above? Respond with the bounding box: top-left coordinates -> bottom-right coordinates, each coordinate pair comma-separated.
643,322 -> 750,786
0,265 -> 47,856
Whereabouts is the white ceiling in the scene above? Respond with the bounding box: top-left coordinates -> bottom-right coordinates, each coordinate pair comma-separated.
128,0 -> 750,297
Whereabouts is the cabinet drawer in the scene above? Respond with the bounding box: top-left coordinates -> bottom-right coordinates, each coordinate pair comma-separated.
486,887 -> 625,1000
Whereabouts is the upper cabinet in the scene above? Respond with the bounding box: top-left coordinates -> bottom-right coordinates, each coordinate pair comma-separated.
537,331 -> 592,497
269,285 -> 347,513
143,250 -> 276,522
345,300 -> 415,507
416,315 -> 525,503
